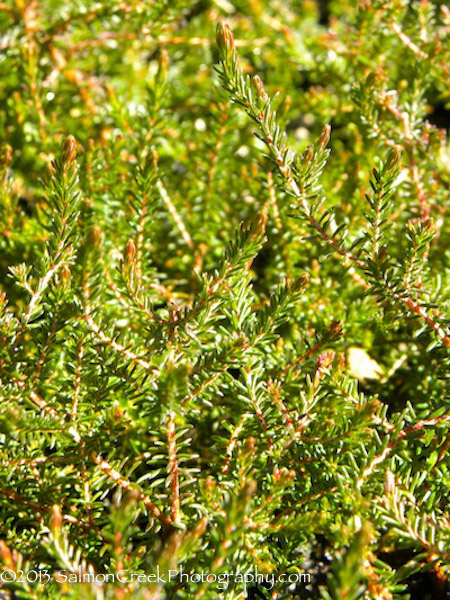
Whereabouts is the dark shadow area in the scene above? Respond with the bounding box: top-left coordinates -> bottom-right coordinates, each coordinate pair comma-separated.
427,99 -> 450,132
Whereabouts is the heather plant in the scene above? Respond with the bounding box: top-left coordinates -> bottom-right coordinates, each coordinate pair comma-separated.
0,1 -> 449,599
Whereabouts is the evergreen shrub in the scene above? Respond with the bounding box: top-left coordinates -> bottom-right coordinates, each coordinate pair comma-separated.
0,1 -> 449,598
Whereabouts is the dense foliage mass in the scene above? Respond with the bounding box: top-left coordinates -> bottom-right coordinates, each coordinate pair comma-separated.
0,1 -> 449,598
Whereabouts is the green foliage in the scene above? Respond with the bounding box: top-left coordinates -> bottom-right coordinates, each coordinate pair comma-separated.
0,1 -> 449,599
